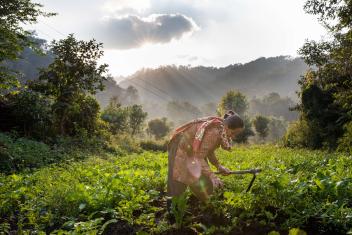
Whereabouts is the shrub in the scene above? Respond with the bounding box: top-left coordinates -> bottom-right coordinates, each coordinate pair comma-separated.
139,139 -> 168,152
283,118 -> 321,149
0,131 -> 114,174
101,100 -> 129,134
337,121 -> 352,154
253,115 -> 270,140
0,90 -> 53,140
146,117 -> 172,140
234,115 -> 255,143
0,132 -> 54,173
110,134 -> 142,154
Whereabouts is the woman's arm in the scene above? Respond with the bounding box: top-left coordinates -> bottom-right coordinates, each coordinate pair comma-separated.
207,152 -> 220,168
207,151 -> 231,175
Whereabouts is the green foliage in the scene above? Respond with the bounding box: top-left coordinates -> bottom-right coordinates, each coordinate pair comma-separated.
218,90 -> 254,143
289,228 -> 307,235
101,98 -> 148,137
249,92 -> 298,121
0,0 -> 54,97
29,34 -> 108,136
109,134 -> 142,154
101,97 -> 129,134
171,193 -> 188,229
139,139 -> 168,152
0,132 -> 53,173
147,117 -> 172,140
233,115 -> 255,143
0,146 -> 351,234
217,90 -> 248,117
283,118 -> 318,148
0,132 -> 113,174
2,89 -> 53,139
0,151 -> 166,234
267,116 -> 288,143
292,0 -> 352,150
253,115 -> 270,140
337,121 -> 352,154
127,104 -> 148,136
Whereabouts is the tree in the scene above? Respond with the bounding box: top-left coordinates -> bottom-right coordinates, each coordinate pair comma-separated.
0,89 -> 53,139
217,90 -> 248,117
290,0 -> 352,149
147,117 -> 172,140
267,117 -> 287,142
233,116 -> 255,143
218,90 -> 254,143
123,85 -> 140,105
29,34 -> 108,135
101,97 -> 129,134
249,93 -> 298,121
253,115 -> 270,141
127,105 -> 148,136
68,94 -> 101,135
337,122 -> 352,154
0,0 -> 54,97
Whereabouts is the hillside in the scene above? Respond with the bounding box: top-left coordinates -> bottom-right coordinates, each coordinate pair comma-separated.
119,56 -> 307,105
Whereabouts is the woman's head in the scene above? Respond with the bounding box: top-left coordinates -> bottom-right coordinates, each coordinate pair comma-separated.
223,111 -> 244,138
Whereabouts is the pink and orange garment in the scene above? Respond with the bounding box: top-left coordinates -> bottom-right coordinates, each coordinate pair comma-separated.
169,116 -> 232,153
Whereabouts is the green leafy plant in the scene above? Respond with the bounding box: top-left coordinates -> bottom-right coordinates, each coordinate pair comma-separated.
171,192 -> 188,229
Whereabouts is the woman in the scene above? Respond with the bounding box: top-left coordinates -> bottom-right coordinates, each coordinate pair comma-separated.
167,111 -> 244,201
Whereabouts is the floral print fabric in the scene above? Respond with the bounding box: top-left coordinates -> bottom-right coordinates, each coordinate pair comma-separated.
168,117 -> 232,186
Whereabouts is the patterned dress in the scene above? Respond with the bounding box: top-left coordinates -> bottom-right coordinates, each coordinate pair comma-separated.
167,117 -> 232,199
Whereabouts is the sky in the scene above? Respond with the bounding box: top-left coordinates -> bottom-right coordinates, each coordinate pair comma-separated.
28,0 -> 327,79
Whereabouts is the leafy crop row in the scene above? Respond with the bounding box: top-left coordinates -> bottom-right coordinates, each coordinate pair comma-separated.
0,145 -> 351,234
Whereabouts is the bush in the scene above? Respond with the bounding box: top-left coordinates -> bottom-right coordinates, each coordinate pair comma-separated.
110,134 -> 142,154
267,116 -> 287,143
0,132 -> 55,173
283,118 -> 321,148
234,115 -> 255,143
139,139 -> 168,152
253,115 -> 270,140
0,131 -> 115,174
101,101 -> 129,134
0,90 -> 54,140
337,121 -> 352,154
147,117 -> 171,140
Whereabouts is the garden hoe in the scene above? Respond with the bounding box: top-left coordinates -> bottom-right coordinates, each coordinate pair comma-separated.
215,168 -> 262,192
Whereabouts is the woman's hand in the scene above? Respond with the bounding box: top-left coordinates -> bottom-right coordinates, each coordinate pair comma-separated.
212,176 -> 224,188
217,165 -> 231,176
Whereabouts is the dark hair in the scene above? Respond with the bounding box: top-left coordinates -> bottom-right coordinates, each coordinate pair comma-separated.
223,110 -> 235,119
223,110 -> 244,129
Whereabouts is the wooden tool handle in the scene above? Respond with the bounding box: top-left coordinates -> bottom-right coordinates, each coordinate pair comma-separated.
215,168 -> 262,175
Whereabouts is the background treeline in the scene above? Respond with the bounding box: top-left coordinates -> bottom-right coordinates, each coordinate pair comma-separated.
284,0 -> 352,152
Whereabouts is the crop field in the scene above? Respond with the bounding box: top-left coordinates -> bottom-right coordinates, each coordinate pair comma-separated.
0,145 -> 351,234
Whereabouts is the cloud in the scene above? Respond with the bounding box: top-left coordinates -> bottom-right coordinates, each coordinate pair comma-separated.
102,0 -> 150,14
98,14 -> 199,49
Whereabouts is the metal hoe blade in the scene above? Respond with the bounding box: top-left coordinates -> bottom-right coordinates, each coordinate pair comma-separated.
215,168 -> 262,192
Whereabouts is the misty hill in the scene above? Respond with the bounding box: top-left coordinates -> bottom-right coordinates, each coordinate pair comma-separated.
5,37 -> 53,83
119,56 -> 307,105
6,37 -> 304,121
4,37 -> 134,109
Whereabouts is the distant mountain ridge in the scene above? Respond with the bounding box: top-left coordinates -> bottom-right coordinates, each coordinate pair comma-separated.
119,56 -> 307,105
